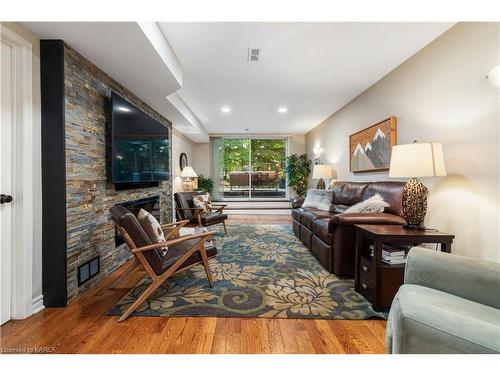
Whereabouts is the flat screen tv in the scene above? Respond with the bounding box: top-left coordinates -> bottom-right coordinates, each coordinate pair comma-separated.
111,92 -> 169,184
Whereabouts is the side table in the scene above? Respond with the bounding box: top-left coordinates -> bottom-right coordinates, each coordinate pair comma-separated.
354,224 -> 455,310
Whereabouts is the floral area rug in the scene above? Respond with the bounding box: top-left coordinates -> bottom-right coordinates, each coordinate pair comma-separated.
108,224 -> 385,319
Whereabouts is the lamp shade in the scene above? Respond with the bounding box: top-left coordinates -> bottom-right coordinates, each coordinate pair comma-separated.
180,166 -> 198,178
312,164 -> 333,179
389,142 -> 446,178
487,64 -> 500,88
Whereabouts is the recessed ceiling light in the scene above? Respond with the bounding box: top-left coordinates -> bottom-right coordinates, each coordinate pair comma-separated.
278,107 -> 288,113
117,106 -> 131,112
221,106 -> 231,113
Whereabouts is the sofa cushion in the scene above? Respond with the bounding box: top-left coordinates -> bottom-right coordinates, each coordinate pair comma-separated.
311,235 -> 333,272
312,218 -> 333,245
192,193 -> 212,213
331,181 -> 368,206
388,284 -> 500,353
344,194 -> 389,214
302,189 -> 333,211
301,209 -> 334,229
137,208 -> 168,255
362,181 -> 405,216
291,208 -> 305,222
110,205 -> 163,276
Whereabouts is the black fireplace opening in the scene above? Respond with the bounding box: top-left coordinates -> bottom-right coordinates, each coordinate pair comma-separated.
115,195 -> 160,247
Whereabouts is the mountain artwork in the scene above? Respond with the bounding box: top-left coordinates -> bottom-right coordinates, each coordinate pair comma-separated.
349,117 -> 397,173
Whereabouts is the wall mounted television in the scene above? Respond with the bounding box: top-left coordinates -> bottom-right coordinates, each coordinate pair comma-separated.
110,92 -> 170,187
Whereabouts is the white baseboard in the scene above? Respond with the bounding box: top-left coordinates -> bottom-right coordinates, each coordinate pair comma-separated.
31,295 -> 44,314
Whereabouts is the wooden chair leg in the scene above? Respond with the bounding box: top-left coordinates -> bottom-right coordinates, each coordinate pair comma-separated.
222,220 -> 227,234
199,247 -> 215,288
108,259 -> 139,289
118,279 -> 161,322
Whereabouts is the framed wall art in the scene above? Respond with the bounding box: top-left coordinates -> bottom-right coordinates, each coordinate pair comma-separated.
349,116 -> 397,173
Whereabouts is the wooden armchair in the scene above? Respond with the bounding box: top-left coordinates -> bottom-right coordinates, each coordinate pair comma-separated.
109,205 -> 217,322
174,192 -> 228,234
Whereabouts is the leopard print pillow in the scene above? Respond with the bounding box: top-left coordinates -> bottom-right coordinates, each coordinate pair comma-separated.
192,193 -> 212,213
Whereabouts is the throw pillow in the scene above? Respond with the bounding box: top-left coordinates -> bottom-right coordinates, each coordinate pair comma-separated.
301,189 -> 333,211
344,194 -> 390,214
137,208 -> 168,255
192,193 -> 212,213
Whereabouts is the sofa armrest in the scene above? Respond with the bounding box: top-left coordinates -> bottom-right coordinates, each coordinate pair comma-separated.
331,213 -> 406,226
405,247 -> 500,309
290,197 -> 305,209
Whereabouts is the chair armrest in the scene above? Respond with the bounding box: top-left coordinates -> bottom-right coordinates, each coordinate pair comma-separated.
132,231 -> 215,254
212,204 -> 227,213
332,213 -> 406,226
161,220 -> 189,229
161,220 -> 189,240
290,197 -> 305,209
405,247 -> 500,309
176,208 -> 204,212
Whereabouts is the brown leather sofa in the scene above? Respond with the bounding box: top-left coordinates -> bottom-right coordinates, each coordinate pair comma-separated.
291,181 -> 407,277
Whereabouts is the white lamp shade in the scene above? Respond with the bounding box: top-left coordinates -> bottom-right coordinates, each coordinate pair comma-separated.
180,166 -> 198,178
312,164 -> 333,179
487,64 -> 500,88
389,142 -> 446,178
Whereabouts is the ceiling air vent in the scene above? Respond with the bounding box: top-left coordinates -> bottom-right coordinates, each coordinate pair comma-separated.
247,48 -> 262,62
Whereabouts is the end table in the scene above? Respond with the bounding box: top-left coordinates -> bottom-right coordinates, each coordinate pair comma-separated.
354,224 -> 455,311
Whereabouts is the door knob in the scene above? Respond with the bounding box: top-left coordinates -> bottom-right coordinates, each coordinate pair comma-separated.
0,194 -> 13,204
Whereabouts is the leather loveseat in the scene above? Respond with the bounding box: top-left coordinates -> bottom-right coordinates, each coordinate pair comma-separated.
291,181 -> 407,276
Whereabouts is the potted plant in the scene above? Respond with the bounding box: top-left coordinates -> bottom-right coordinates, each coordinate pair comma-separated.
197,174 -> 214,194
285,153 -> 312,198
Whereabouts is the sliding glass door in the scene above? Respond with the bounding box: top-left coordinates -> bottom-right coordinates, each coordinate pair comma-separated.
212,138 -> 287,200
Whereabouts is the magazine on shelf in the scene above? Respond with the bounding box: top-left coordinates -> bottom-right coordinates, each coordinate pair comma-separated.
382,255 -> 406,262
382,249 -> 406,258
382,258 -> 407,265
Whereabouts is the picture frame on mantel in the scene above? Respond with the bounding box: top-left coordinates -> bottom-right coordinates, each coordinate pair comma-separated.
349,116 -> 397,173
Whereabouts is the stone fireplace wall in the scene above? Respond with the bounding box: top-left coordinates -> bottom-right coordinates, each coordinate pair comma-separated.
64,44 -> 173,300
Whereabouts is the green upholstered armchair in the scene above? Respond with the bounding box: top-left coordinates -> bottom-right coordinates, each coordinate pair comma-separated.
386,247 -> 500,354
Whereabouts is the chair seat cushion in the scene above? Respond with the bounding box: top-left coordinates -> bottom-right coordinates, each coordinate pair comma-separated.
200,212 -> 228,225
301,210 -> 334,229
388,284 -> 500,353
162,238 -> 217,272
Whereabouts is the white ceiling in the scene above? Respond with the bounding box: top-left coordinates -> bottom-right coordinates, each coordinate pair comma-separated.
21,22 -> 453,142
160,22 -> 454,135
20,22 -> 210,142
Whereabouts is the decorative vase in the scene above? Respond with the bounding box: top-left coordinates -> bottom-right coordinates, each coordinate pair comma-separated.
316,178 -> 326,189
402,177 -> 428,230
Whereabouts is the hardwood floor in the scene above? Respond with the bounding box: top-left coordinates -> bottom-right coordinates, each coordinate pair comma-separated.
0,215 -> 386,354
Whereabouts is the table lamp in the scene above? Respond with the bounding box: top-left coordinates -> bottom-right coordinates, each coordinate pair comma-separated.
312,164 -> 332,189
389,141 -> 446,230
180,166 -> 198,192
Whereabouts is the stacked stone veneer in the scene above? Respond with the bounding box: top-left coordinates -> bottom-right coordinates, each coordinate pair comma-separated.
64,44 -> 172,300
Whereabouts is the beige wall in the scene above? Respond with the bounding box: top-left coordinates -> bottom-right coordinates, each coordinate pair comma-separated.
305,22 -> 500,262
171,129 -> 196,193
193,142 -> 211,177
2,22 -> 43,302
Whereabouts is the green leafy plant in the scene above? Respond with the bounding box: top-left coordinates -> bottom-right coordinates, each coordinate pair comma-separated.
197,174 -> 214,194
285,153 -> 312,197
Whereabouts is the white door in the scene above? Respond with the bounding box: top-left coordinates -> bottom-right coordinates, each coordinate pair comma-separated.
1,40 -> 14,325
